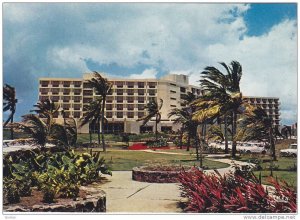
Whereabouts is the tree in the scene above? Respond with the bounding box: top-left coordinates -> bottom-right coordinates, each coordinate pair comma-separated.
3,84 -> 18,139
239,107 -> 280,161
31,99 -> 60,131
87,72 -> 112,152
193,61 -> 244,158
80,98 -> 103,148
137,98 -> 163,142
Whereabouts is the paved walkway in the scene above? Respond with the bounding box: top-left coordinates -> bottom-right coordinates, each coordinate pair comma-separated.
95,152 -> 254,213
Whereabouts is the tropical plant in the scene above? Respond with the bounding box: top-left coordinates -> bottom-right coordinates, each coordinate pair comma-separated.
80,98 -> 103,148
3,84 -> 18,139
137,98 -> 163,142
193,61 -> 249,158
239,107 -> 280,160
86,72 -> 112,152
178,168 -> 296,213
31,99 -> 60,130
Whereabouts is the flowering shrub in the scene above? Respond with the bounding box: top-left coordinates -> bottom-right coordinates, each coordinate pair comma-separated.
128,143 -> 170,150
178,168 -> 296,213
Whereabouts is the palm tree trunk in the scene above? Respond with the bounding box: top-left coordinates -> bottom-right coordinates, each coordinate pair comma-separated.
232,110 -> 237,158
224,115 -> 229,154
187,133 -> 190,151
270,127 -> 276,161
88,124 -> 92,150
10,112 -> 14,139
179,129 -> 183,149
155,115 -> 158,142
97,118 -> 101,147
101,98 -> 106,152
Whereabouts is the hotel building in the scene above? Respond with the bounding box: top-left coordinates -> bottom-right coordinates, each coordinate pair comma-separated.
38,73 -> 280,134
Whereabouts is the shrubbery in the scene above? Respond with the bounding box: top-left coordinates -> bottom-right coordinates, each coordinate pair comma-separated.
3,149 -> 111,204
178,168 -> 296,213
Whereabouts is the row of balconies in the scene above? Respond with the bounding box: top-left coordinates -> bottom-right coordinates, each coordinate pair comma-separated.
40,83 -> 82,88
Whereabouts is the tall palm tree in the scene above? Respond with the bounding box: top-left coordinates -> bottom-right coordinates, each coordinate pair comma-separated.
137,98 -> 163,142
193,61 -> 244,158
3,84 -> 18,139
239,107 -> 279,161
31,99 -> 60,131
80,98 -> 103,148
11,114 -> 49,148
87,72 -> 112,152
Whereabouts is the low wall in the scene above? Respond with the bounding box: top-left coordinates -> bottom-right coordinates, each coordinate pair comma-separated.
4,186 -> 106,212
132,166 -> 187,183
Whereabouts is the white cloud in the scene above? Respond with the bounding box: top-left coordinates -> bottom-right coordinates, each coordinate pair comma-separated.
129,68 -> 158,79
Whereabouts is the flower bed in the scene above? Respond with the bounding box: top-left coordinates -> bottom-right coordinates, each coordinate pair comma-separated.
128,143 -> 170,151
132,165 -> 191,183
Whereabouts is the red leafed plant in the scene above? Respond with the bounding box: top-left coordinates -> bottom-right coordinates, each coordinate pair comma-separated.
178,168 -> 297,213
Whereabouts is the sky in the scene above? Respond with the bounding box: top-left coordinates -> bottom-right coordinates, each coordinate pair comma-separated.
3,3 -> 297,125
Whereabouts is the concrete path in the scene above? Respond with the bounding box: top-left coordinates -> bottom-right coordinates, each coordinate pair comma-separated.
95,171 -> 183,213
95,154 -> 254,213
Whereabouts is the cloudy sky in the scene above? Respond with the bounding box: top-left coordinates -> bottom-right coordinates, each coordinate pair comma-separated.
3,3 -> 297,125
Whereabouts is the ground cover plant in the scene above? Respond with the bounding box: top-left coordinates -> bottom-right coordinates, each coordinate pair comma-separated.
3,149 -> 111,204
178,168 -> 296,213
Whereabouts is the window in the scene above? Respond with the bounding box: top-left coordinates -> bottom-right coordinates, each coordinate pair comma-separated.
39,96 -> 48,101
138,89 -> 144,96
40,88 -> 49,94
83,90 -> 93,96
117,112 -> 123,118
127,82 -> 135,88
83,82 -> 92,89
127,112 -> 134,118
73,104 -> 81,110
52,81 -> 60,87
107,89 -> 113,95
138,112 -> 145,118
74,81 -> 82,87
170,83 -> 176,86
74,89 -> 81,95
40,81 -> 49,87
138,82 -> 145,88
51,96 -> 59,102
138,97 -> 144,103
106,96 -> 113,103
148,82 -> 156,88
63,89 -> 70,95
127,96 -> 134,103
106,104 -> 113,110
171,97 -> 176,100
161,126 -> 172,133
127,104 -> 134,110
106,112 -> 113,118
127,89 -> 134,95
117,104 -> 123,110
148,89 -> 156,96
180,87 -> 186,93
116,97 -> 123,103
170,90 -> 176,93
138,104 -> 144,110
63,96 -> 70,102
74,111 -> 81,118
63,82 -> 70,87
116,89 -> 123,95
73,96 -> 81,102
170,104 -> 176,107
115,81 -> 124,88
51,88 -> 60,94
83,97 -> 93,104
63,104 -> 70,110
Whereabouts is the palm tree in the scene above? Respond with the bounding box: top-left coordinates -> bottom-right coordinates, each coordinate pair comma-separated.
137,98 -> 163,142
193,61 -> 244,158
11,114 -> 49,147
3,84 -> 18,139
239,107 -> 279,161
31,99 -> 59,131
87,72 -> 112,152
80,98 -> 103,148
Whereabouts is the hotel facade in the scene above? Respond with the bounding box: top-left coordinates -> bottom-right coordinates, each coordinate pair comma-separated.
38,73 -> 280,134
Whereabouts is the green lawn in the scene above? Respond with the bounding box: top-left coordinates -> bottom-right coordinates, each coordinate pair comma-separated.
236,154 -> 297,188
75,148 -> 229,171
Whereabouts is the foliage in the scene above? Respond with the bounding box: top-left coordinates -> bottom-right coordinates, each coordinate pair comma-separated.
178,167 -> 296,213
3,84 -> 18,139
3,149 -> 111,204
146,137 -> 168,148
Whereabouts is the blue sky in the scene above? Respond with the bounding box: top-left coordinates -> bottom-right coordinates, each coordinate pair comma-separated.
3,3 -> 297,125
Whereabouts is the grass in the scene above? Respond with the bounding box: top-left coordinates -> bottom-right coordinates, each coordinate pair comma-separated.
75,148 -> 229,171
235,154 -> 297,188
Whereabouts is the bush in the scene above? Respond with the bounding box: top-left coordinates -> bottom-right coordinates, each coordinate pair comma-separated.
3,149 -> 111,204
178,168 -> 296,213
